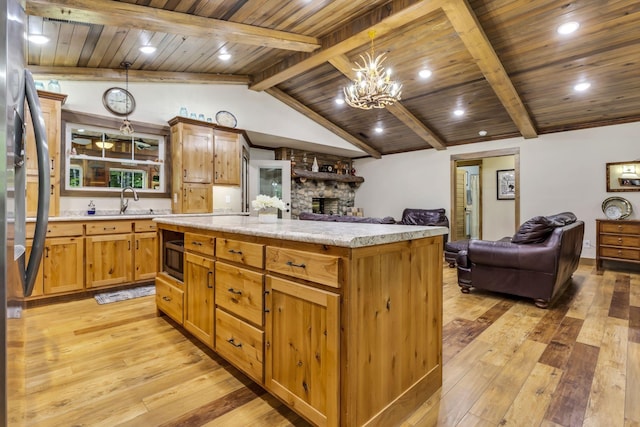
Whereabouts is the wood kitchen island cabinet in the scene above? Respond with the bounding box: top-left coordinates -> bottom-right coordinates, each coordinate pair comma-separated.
154,216 -> 446,427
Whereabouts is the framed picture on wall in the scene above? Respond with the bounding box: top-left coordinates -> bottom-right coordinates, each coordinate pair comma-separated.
497,169 -> 515,200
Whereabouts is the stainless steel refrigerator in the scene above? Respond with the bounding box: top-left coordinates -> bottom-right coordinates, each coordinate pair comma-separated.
2,0 -> 50,424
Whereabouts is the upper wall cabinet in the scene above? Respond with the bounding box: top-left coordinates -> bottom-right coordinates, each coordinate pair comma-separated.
63,121 -> 167,196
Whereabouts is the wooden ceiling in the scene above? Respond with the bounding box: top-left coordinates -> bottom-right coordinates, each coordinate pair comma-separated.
26,0 -> 640,158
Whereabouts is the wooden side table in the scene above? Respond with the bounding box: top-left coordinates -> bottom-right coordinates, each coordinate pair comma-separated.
596,219 -> 640,270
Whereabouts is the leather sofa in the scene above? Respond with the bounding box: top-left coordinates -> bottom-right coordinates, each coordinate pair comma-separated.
397,208 -> 449,243
456,212 -> 584,308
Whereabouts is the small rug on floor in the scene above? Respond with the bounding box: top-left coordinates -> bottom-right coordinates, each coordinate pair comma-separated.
94,285 -> 156,305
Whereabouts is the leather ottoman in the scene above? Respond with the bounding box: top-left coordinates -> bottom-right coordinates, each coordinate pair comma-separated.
444,239 -> 469,268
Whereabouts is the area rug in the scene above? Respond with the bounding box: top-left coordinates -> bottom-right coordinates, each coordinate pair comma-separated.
94,285 -> 156,305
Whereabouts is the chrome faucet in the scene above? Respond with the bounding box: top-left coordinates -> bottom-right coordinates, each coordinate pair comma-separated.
120,186 -> 139,214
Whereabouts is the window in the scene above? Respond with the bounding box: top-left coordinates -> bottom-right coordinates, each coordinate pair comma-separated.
63,122 -> 166,196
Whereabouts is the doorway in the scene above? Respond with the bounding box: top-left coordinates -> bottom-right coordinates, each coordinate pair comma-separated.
450,148 -> 520,242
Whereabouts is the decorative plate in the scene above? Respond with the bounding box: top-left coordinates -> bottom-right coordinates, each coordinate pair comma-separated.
215,110 -> 237,128
602,196 -> 632,220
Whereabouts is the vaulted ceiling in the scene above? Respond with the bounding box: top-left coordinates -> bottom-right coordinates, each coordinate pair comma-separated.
26,0 -> 640,158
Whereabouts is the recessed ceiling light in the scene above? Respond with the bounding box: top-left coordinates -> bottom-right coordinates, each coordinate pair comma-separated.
218,53 -> 232,61
139,45 -> 156,54
335,98 -> 345,105
478,130 -> 487,136
453,109 -> 465,117
418,69 -> 432,79
28,34 -> 49,44
374,127 -> 383,134
557,21 -> 580,35
574,82 -> 591,91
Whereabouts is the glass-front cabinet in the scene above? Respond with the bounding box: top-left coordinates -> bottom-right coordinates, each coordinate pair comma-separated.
63,123 -> 166,195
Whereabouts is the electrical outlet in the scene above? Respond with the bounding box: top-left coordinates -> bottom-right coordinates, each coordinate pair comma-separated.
583,240 -> 591,248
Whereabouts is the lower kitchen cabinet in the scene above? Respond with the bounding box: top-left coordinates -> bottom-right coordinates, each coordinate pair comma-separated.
184,252 -> 215,348
43,236 -> 85,294
86,233 -> 133,288
215,308 -> 264,383
156,273 -> 184,324
135,231 -> 158,281
264,275 -> 340,427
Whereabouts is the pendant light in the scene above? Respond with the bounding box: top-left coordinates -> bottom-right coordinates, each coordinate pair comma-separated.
120,61 -> 135,135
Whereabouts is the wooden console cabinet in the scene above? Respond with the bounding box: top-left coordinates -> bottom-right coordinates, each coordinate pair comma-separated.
155,218 -> 444,427
596,219 -> 640,270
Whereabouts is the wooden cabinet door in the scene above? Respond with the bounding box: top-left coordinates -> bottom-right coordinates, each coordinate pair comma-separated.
184,252 -> 214,348
265,276 -> 340,427
43,237 -> 84,294
134,231 -> 158,281
25,239 -> 44,297
214,131 -> 240,185
86,234 -> 133,288
25,95 -> 61,217
182,183 -> 213,213
182,124 -> 213,183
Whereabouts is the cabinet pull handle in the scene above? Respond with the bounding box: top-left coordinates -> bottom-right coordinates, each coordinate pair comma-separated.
128,241 -> 131,251
104,226 -> 116,231
227,287 -> 242,295
50,158 -> 55,171
192,241 -> 202,246
286,261 -> 306,269
50,184 -> 54,195
183,169 -> 187,178
208,271 -> 213,288
136,240 -> 139,250
162,296 -> 172,302
228,249 -> 243,255
45,247 -> 49,258
227,338 -> 242,348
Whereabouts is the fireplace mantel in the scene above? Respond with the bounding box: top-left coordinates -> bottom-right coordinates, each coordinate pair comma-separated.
293,169 -> 364,187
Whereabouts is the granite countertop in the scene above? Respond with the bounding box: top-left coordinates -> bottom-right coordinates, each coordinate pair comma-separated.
154,215 -> 448,248
28,211 -> 249,222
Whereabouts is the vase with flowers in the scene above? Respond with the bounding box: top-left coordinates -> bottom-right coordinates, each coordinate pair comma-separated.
252,194 -> 286,223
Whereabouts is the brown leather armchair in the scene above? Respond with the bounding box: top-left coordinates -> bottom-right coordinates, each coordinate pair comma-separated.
456,213 -> 584,308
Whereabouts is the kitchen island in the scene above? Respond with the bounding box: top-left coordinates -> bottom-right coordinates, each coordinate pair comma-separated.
154,215 -> 446,427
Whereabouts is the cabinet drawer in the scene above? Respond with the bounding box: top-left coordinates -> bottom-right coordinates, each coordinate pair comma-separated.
216,238 -> 264,269
134,219 -> 157,232
27,222 -> 83,238
215,309 -> 264,383
600,247 -> 640,261
600,222 -> 640,235
600,235 -> 640,247
156,275 -> 184,325
266,246 -> 340,288
215,262 -> 264,326
86,221 -> 132,235
184,232 -> 215,256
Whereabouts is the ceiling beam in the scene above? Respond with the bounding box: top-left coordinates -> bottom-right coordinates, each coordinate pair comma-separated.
266,88 -> 382,159
441,0 -> 538,139
329,55 -> 447,151
29,66 -> 251,84
26,0 -> 321,53
250,0 -> 445,91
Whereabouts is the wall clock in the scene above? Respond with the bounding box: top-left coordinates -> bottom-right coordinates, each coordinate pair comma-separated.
102,87 -> 136,117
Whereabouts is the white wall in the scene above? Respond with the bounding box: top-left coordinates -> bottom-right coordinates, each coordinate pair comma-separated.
355,121 -> 640,259
482,156 -> 515,240
56,81 -> 351,211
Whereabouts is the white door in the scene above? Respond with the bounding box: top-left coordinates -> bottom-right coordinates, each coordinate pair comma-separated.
249,160 -> 291,219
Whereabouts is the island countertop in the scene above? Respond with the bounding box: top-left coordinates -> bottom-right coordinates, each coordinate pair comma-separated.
154,214 -> 447,248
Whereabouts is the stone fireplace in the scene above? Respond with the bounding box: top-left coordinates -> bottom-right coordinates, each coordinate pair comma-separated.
290,180 -> 356,219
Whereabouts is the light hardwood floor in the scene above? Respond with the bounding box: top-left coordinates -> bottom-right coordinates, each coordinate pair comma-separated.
24,262 -> 640,426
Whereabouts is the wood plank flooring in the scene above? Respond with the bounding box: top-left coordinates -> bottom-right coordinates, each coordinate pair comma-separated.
24,263 -> 640,426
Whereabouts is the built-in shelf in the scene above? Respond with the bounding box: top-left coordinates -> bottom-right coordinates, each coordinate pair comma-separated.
293,168 -> 364,187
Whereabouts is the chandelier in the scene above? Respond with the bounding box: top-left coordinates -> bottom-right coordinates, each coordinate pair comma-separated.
120,62 -> 134,135
343,30 -> 402,110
